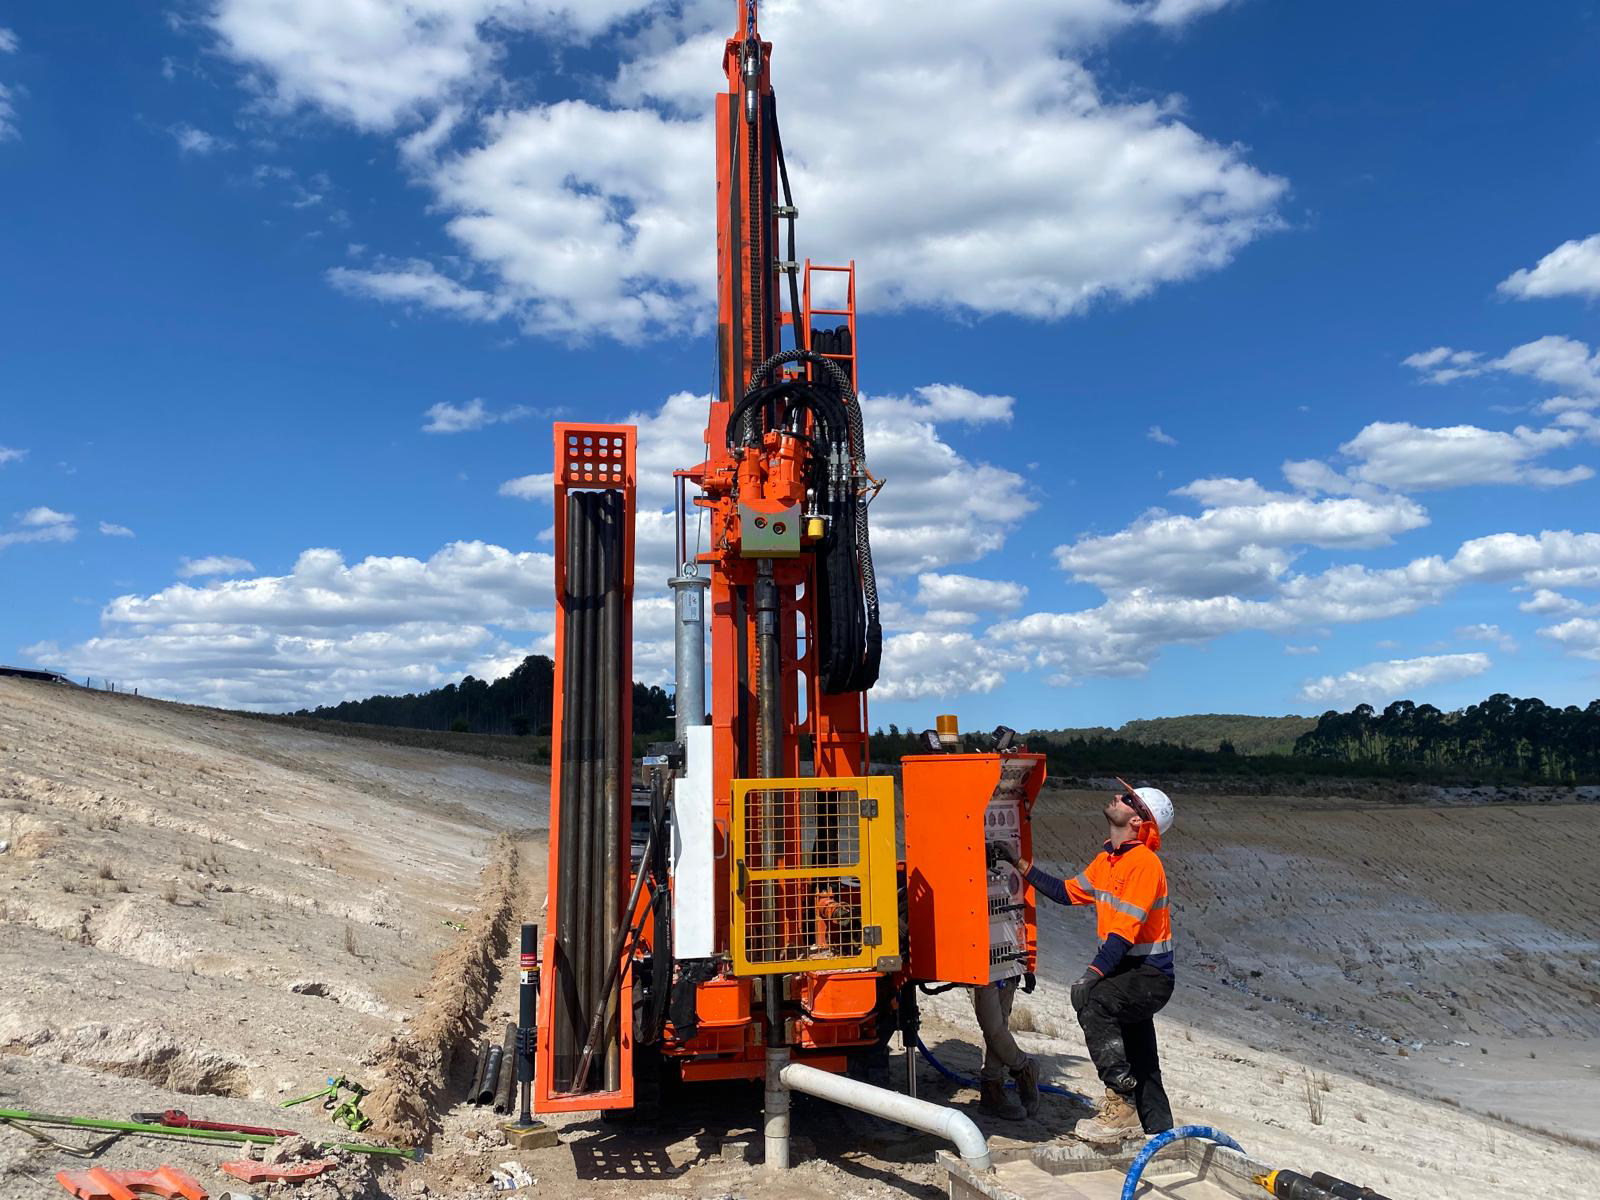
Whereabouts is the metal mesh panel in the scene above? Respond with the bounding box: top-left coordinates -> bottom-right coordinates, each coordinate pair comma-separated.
743,873 -> 866,965
731,777 -> 896,975
741,787 -> 862,870
741,787 -> 863,964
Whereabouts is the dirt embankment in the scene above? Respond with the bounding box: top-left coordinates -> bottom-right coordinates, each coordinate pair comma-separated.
0,678 -> 546,1197
4,681 -> 1597,1200
363,833 -> 520,1143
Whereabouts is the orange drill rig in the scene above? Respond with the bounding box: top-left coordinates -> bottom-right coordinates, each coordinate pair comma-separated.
534,0 -> 1045,1168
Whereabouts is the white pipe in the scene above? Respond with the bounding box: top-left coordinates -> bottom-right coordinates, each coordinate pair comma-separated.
764,1046 -> 791,1170
777,1060 -> 992,1172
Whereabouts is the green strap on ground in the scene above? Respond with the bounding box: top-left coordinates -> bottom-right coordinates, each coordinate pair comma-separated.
0,1109 -> 417,1160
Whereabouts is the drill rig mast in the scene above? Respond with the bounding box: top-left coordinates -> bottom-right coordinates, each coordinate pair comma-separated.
536,5 -> 1043,1165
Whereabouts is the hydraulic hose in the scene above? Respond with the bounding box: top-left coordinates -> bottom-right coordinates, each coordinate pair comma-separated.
1121,1126 -> 1245,1200
730,348 -> 881,694
766,93 -> 804,355
911,1034 -> 1089,1105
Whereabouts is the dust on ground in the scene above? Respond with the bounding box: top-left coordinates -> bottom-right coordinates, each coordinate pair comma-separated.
4,679 -> 1598,1199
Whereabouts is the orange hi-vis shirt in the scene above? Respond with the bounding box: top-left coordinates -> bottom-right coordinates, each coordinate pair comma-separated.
1026,825 -> 1173,977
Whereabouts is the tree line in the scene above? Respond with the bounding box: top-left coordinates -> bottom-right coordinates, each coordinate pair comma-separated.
873,691 -> 1600,784
1293,693 -> 1600,781
295,654 -> 675,740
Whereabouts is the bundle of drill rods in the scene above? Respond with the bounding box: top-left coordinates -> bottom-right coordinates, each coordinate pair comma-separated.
552,488 -> 625,1095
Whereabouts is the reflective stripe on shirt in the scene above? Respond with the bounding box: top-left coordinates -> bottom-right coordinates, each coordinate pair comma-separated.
1125,938 -> 1174,956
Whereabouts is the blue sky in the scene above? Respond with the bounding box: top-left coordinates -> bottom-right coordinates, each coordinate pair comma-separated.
3,1 -> 1600,730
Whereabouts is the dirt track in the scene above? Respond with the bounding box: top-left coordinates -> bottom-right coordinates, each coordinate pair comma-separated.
3,679 -> 1598,1199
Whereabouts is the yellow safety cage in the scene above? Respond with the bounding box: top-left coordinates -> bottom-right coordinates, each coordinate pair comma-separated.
729,776 -> 899,975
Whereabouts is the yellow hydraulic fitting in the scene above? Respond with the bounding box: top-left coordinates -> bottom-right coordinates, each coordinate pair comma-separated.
805,516 -> 824,539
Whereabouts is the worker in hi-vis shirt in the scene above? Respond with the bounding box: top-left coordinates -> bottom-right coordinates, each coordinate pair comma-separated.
992,777 -> 1175,1143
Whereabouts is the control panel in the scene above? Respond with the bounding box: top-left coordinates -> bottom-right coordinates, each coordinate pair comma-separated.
982,760 -> 1033,980
901,751 -> 1045,987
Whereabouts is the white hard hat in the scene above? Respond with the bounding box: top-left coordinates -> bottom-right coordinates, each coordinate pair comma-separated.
1116,777 -> 1174,834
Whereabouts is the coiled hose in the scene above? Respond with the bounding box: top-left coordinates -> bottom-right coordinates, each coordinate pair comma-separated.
1120,1126 -> 1245,1200
912,1034 -> 1090,1105
731,348 -> 882,693
913,1037 -> 1248,1198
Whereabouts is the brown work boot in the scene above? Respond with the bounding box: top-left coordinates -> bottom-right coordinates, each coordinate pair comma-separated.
1073,1088 -> 1141,1144
977,1079 -> 1025,1121
1011,1058 -> 1040,1117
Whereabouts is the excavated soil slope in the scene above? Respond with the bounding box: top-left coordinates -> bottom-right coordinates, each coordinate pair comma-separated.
0,679 -> 545,1197
4,680 -> 1597,1200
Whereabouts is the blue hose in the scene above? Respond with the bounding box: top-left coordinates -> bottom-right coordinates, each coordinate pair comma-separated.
912,1034 -> 1091,1104
1120,1126 -> 1245,1200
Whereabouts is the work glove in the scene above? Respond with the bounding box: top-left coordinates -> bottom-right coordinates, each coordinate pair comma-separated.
987,841 -> 1021,869
1070,970 -> 1101,1014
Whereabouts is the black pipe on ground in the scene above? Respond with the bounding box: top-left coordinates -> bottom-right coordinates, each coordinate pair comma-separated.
468,1041 -> 491,1104
477,1044 -> 504,1105
493,1022 -> 517,1114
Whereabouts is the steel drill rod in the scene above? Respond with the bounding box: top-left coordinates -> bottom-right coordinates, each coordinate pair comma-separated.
599,491 -> 624,1090
571,818 -> 657,1092
754,561 -> 786,1033
573,491 -> 599,1079
553,492 -> 584,1089
576,489 -> 601,1088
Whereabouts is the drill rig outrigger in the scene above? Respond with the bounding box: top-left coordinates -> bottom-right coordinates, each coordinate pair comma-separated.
535,1 -> 1044,1171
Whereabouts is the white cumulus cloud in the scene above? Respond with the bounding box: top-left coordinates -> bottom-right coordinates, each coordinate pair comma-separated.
212,1 -> 1284,342
1538,618 -> 1600,661
206,0 -> 656,131
20,506 -> 73,527
0,26 -> 19,142
1054,488 -> 1428,599
1297,653 -> 1492,707
327,259 -> 507,321
178,555 -> 257,578
1499,234 -> 1600,301
1456,623 -> 1517,652
0,505 -> 77,550
1338,421 -> 1592,491
98,522 -> 135,538
169,123 -> 231,155
1401,346 -> 1483,385
32,540 -> 557,709
498,472 -> 555,501
422,398 -> 532,433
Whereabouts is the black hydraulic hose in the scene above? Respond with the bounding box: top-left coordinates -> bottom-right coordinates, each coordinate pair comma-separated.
766,93 -> 803,354
912,1034 -> 1089,1105
745,59 -> 765,384
643,774 -> 673,1043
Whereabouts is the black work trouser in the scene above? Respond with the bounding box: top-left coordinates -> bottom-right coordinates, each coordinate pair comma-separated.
1076,963 -> 1174,1133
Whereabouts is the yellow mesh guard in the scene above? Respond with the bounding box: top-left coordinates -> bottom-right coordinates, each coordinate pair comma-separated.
730,776 -> 898,975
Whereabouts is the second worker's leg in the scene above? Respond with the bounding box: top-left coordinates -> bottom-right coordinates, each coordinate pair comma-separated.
972,983 -> 1024,1120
